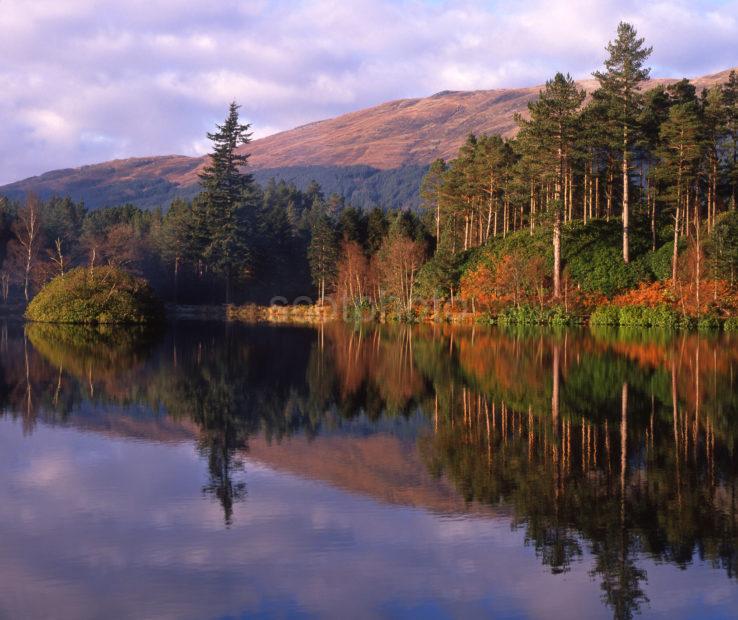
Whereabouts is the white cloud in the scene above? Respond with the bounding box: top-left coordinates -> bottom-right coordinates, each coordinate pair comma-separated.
0,0 -> 737,184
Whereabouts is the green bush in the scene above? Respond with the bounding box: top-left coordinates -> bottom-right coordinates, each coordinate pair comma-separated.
567,246 -> 650,296
562,220 -> 651,296
697,314 -> 721,331
649,241 -> 680,281
590,304 -> 680,328
725,317 -> 738,332
26,266 -> 164,324
496,304 -> 579,326
589,305 -> 620,326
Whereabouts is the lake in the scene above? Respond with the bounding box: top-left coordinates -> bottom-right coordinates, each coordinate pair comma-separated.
1,321 -> 737,619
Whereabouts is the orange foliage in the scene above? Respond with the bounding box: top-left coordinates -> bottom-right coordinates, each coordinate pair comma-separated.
612,279 -> 738,316
612,281 -> 671,308
460,254 -> 548,309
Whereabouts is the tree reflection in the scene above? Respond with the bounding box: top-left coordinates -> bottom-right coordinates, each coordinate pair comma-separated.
3,320 -> 738,617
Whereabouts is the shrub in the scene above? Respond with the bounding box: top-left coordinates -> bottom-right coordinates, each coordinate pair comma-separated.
649,241 -> 680,281
589,305 -> 620,326
563,220 -> 652,296
496,304 -> 579,326
697,314 -> 721,331
26,266 -> 164,324
725,317 -> 738,332
567,246 -> 650,296
589,304 -> 680,328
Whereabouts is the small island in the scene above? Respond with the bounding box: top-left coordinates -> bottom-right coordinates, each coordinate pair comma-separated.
25,266 -> 164,324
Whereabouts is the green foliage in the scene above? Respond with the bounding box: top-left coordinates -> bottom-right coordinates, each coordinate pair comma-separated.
197,102 -> 258,302
415,250 -> 464,300
650,241 -> 678,281
25,266 -> 164,324
698,314 -> 721,331
563,221 -> 651,296
725,317 -> 738,332
496,304 -> 580,326
588,305 -> 620,326
590,304 -> 681,328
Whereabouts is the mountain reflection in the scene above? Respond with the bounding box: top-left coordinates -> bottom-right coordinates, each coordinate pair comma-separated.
2,321 -> 738,618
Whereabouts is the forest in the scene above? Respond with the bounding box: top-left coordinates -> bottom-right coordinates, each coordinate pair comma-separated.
1,22 -> 738,326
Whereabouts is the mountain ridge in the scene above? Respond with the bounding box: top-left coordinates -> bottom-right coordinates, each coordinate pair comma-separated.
2,67 -> 735,210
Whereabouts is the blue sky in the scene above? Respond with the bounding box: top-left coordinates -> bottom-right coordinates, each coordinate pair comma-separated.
0,0 -> 736,185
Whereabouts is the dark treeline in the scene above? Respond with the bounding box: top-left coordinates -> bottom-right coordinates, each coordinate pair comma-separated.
0,105 -> 429,307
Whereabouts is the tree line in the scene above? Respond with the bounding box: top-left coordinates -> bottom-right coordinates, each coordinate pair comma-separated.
0,103 -> 432,308
3,23 -> 738,317
419,23 -> 738,315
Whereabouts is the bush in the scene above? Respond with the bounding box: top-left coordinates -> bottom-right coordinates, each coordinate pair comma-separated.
563,220 -> 651,296
649,241 -> 679,281
567,246 -> 650,296
697,314 -> 721,331
589,305 -> 620,326
589,304 -> 680,328
26,266 -> 164,324
725,317 -> 738,332
496,304 -> 580,326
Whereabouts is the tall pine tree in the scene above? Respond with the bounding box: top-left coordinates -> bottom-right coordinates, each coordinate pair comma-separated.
198,102 -> 256,303
594,22 -> 652,263
308,214 -> 338,305
518,73 -> 585,298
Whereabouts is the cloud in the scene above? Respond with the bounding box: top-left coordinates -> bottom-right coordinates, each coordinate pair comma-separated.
0,0 -> 736,184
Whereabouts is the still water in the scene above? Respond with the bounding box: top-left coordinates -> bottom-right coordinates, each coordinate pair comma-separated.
1,321 -> 738,619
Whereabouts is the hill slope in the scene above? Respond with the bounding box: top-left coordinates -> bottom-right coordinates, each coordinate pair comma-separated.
1,67 -> 734,210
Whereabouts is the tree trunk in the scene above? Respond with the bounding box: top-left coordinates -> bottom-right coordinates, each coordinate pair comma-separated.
553,208 -> 561,299
672,202 -> 680,285
695,184 -> 701,316
622,131 -> 630,263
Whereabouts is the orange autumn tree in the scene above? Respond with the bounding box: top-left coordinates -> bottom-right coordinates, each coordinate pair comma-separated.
461,251 -> 547,310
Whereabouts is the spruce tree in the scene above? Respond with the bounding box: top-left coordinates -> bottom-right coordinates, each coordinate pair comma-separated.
594,22 -> 652,263
198,101 -> 256,303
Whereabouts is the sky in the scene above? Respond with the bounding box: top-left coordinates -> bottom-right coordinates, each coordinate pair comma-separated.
0,0 -> 737,185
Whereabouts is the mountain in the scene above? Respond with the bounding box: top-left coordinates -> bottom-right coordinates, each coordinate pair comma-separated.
1,67 -> 735,211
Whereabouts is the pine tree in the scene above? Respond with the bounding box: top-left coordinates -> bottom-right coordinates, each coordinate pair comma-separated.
365,207 -> 389,255
637,85 -> 671,249
160,197 -> 195,302
420,159 -> 447,250
701,87 -> 726,231
723,71 -> 738,210
198,101 -> 256,304
655,102 -> 702,283
594,22 -> 653,263
518,72 -> 585,298
308,214 -> 338,305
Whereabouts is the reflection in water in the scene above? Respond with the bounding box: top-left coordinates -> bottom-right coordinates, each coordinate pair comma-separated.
2,321 -> 738,618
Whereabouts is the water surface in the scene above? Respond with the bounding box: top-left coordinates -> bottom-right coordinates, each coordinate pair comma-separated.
1,321 -> 738,619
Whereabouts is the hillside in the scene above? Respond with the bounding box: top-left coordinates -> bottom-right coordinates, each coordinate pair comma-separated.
1,67 -> 734,211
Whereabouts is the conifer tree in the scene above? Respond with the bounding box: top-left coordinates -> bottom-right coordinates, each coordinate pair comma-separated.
724,71 -> 738,210
420,159 -> 447,250
308,214 -> 338,305
198,101 -> 256,303
518,72 -> 585,298
160,197 -> 194,302
655,102 -> 702,283
594,22 -> 653,263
